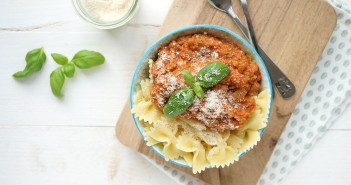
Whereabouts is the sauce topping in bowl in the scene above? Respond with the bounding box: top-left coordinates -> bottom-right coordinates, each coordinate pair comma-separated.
150,33 -> 262,132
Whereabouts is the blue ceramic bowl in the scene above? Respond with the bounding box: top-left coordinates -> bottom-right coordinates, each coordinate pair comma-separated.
130,25 -> 273,168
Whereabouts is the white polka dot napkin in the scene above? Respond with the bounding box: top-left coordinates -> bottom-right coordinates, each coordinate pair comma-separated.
258,0 -> 351,184
144,0 -> 351,185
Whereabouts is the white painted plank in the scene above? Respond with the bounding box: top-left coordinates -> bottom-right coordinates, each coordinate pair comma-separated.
129,0 -> 173,26
0,1 -> 74,28
0,27 -> 158,126
0,126 -> 178,185
282,130 -> 351,185
0,0 -> 172,32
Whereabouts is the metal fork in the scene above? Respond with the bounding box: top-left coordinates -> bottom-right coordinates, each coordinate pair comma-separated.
208,0 -> 296,99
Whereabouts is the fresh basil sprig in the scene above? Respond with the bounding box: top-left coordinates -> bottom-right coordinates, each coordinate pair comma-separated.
13,47 -> 46,78
163,88 -> 195,118
163,62 -> 230,117
50,50 -> 105,97
182,70 -> 205,98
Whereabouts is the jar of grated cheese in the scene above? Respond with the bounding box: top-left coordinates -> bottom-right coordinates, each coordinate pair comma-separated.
72,0 -> 139,29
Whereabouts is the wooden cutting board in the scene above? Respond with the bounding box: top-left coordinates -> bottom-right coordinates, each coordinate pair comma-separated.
116,0 -> 336,184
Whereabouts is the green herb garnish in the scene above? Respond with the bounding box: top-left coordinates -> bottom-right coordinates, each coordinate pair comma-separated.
196,62 -> 230,87
182,70 -> 195,87
13,47 -> 46,78
163,88 -> 195,118
163,62 -> 230,117
50,50 -> 105,97
71,50 -> 105,69
50,67 -> 65,97
51,53 -> 68,65
63,63 -> 75,78
193,85 -> 205,98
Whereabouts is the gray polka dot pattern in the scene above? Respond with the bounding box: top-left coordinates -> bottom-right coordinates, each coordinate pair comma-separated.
259,1 -> 351,184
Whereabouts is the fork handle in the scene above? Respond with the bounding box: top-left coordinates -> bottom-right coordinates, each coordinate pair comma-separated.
226,7 -> 296,99
240,0 -> 259,51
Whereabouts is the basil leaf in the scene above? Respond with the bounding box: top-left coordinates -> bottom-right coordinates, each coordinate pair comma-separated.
193,85 -> 205,98
63,63 -> 75,78
50,68 -> 65,97
72,50 -> 105,69
196,62 -> 230,88
182,70 -> 195,87
51,53 -> 68,65
13,47 -> 46,78
163,88 -> 195,118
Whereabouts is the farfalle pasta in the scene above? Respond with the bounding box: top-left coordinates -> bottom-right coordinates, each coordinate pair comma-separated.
131,33 -> 271,173
132,79 -> 270,173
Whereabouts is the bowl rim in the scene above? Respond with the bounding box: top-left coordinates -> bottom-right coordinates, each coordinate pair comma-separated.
129,24 -> 273,168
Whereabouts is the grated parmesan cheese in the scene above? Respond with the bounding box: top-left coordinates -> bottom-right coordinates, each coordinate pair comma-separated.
211,51 -> 219,58
199,47 -> 211,56
80,0 -> 133,23
159,53 -> 170,61
201,90 -> 226,117
156,73 -> 184,96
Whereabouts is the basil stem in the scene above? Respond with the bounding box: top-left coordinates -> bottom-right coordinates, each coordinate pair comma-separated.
193,85 -> 205,98
182,70 -> 195,87
63,63 -> 75,78
13,47 -> 46,78
196,62 -> 230,88
163,88 -> 195,118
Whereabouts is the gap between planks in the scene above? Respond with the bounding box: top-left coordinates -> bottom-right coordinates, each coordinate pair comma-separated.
0,23 -> 161,32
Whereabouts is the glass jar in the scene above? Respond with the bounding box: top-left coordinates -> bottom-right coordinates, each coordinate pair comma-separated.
72,0 -> 139,29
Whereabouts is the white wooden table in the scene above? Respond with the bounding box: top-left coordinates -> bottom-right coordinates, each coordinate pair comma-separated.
0,0 -> 350,184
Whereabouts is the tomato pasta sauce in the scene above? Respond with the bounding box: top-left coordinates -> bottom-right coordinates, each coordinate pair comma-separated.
150,33 -> 262,132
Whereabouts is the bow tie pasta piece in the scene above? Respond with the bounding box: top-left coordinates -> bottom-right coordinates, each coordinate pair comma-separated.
147,125 -> 183,160
143,126 -> 161,146
255,89 -> 271,121
140,79 -> 152,101
238,130 -> 261,154
132,79 -> 163,124
132,90 -> 144,106
176,135 -> 209,173
240,109 -> 266,131
132,100 -> 163,124
160,116 -> 181,134
227,134 -> 244,150
179,118 -> 207,131
192,147 -> 207,174
206,144 -> 238,167
196,130 -> 229,146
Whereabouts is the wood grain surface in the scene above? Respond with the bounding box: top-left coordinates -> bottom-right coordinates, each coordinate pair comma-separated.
116,0 -> 336,184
